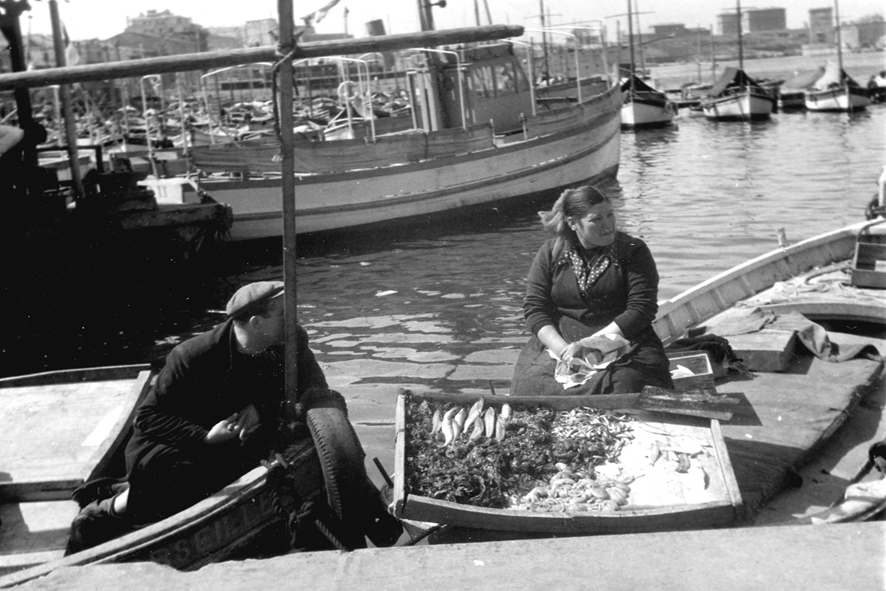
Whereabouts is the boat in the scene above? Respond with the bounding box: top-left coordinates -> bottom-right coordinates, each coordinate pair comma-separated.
804,0 -> 871,113
392,171 -> 886,541
0,365 -> 154,578
619,0 -> 674,129
700,1 -> 774,122
777,68 -> 824,111
804,61 -> 871,113
0,18 -> 527,587
181,23 -> 620,240
620,74 -> 675,129
868,70 -> 886,104
700,66 -> 775,122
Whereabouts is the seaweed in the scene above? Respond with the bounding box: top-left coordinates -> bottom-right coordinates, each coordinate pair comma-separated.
404,398 -> 634,509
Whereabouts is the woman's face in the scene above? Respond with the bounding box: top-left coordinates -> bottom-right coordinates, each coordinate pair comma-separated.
570,201 -> 617,249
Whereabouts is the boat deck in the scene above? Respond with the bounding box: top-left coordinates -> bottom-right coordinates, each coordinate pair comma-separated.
0,366 -> 153,576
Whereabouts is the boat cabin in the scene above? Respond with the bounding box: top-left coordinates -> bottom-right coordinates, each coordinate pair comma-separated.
407,43 -> 533,134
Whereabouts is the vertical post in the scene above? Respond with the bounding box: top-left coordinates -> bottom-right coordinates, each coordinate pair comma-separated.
834,0 -> 843,75
736,0 -> 743,70
48,0 -> 84,199
627,0 -> 635,93
279,0 -> 299,408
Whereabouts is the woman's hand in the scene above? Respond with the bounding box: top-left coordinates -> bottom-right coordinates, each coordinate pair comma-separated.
558,341 -> 583,362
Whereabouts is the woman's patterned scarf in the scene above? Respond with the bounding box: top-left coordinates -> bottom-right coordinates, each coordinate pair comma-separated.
561,241 -> 618,298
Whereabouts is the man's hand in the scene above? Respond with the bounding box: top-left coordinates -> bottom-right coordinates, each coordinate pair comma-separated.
205,404 -> 262,444
232,404 -> 261,441
206,413 -> 239,444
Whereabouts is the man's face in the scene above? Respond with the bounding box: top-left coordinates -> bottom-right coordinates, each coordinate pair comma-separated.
254,297 -> 285,349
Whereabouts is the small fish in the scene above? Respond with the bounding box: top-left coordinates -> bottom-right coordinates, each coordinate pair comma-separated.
484,407 -> 496,438
430,409 -> 442,437
469,418 -> 485,440
462,399 -> 484,433
441,415 -> 454,446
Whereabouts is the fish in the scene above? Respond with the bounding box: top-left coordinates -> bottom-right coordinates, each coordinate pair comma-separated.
484,407 -> 496,438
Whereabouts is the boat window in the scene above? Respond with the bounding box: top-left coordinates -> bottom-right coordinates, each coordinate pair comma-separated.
496,63 -> 517,95
471,67 -> 495,99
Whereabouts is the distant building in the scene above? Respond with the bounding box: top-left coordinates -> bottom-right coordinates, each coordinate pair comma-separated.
126,9 -> 208,52
718,7 -> 787,36
207,18 -> 278,48
808,7 -> 834,44
651,24 -> 711,38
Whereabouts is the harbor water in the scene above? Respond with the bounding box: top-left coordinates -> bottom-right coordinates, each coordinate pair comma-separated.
5,105 -> 885,394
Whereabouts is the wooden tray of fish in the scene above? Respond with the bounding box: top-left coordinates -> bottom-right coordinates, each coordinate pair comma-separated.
393,391 -> 742,535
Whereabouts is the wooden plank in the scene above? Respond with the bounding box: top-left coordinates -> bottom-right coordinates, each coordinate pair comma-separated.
635,386 -> 739,421
0,368 -> 152,502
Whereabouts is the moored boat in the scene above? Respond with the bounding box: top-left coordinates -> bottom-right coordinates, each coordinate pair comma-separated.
804,61 -> 871,112
777,68 -> 823,111
700,1 -> 774,122
392,188 -> 886,541
0,365 -> 154,577
619,0 -> 674,130
186,39 -> 621,241
804,0 -> 871,113
700,67 -> 775,122
621,75 -> 675,129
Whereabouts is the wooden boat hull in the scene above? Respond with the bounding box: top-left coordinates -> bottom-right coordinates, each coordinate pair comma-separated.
701,90 -> 774,121
804,86 -> 870,112
621,92 -> 675,129
621,100 -> 674,128
0,437 -> 323,588
187,86 -> 622,240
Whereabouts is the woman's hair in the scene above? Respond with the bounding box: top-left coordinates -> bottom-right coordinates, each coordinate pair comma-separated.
538,185 -> 611,239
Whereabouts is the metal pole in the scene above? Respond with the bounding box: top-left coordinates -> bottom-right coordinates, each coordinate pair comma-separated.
48,0 -> 84,199
279,0 -> 299,409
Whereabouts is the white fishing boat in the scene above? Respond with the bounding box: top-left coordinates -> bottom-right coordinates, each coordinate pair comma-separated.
701,67 -> 775,122
804,0 -> 870,113
700,1 -> 774,122
184,25 -> 620,240
621,75 -> 675,128
804,62 -> 871,112
619,0 -> 674,129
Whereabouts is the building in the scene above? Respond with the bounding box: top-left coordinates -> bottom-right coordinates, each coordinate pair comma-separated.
718,7 -> 787,36
808,7 -> 834,44
126,9 -> 208,52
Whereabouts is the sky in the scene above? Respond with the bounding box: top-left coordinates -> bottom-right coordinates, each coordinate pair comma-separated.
22,1 -> 886,42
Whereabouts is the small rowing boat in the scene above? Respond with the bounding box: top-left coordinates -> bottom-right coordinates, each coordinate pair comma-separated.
394,183 -> 886,541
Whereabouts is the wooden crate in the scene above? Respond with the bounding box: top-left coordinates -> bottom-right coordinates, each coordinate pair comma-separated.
724,330 -> 797,373
851,242 -> 886,289
668,353 -> 716,391
393,391 -> 742,536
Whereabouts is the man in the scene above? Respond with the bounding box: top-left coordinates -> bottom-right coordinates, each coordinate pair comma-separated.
67,281 -> 399,552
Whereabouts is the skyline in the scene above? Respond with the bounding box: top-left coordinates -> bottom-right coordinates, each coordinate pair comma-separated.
22,1 -> 886,43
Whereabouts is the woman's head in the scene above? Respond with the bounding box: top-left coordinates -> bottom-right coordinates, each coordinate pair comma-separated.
539,185 -> 617,249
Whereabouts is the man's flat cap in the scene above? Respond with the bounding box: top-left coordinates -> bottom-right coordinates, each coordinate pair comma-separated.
225,281 -> 284,320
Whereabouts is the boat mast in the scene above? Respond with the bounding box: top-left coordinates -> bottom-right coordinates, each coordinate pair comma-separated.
627,0 -> 635,92
736,0 -> 743,70
834,0 -> 843,77
538,0 -> 549,83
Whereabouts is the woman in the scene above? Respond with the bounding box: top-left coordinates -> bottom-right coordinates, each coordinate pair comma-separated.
510,185 -> 673,396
